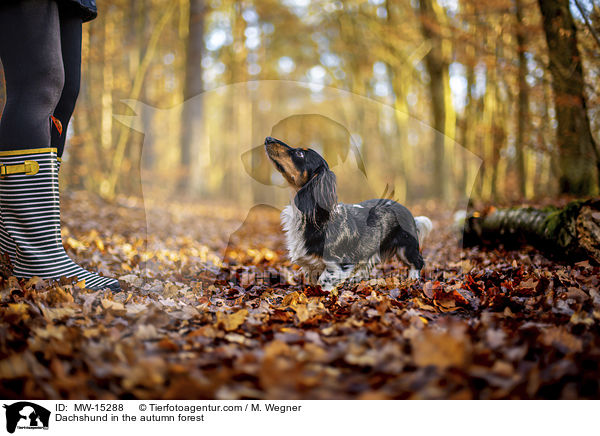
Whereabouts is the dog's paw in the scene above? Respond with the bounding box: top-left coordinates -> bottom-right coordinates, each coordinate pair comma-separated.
320,283 -> 335,292
408,269 -> 421,280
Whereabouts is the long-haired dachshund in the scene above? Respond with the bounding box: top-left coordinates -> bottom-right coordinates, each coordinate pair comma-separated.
265,136 -> 432,292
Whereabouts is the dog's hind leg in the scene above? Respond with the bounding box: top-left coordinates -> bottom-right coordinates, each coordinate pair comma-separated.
397,243 -> 425,280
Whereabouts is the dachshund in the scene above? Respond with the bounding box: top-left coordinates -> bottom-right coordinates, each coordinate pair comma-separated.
265,136 -> 432,292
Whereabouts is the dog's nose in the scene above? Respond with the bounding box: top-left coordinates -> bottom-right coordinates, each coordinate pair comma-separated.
265,136 -> 277,144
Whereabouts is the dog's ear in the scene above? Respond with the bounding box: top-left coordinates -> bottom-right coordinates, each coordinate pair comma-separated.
295,169 -> 337,226
313,169 -> 337,211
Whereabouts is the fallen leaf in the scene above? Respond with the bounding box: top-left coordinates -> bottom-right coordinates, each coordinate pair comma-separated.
216,309 -> 248,331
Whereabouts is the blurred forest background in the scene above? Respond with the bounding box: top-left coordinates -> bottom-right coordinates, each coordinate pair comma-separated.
1,0 -> 599,206
3,0 -> 600,402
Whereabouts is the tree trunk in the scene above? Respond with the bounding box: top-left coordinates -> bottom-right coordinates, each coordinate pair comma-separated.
386,2 -> 410,204
537,0 -> 599,195
104,2 -> 175,199
418,0 -> 449,199
459,54 -> 475,199
101,7 -> 115,163
463,199 -> 600,263
179,0 -> 205,194
515,0 -> 528,198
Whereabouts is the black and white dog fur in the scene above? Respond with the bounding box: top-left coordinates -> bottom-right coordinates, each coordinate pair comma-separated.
265,136 -> 432,292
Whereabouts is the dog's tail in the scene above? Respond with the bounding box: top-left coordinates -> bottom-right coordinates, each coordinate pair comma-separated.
415,216 -> 433,247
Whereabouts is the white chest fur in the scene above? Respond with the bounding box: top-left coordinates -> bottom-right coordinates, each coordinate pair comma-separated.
280,204 -> 324,274
280,204 -> 306,263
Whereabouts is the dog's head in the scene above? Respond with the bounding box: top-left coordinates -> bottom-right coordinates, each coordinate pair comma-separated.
264,136 -> 327,189
265,136 -> 337,225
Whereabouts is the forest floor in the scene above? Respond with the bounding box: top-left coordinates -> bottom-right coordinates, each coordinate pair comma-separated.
1,191 -> 599,399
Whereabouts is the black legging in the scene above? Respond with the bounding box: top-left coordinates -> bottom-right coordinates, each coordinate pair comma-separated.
0,0 -> 82,157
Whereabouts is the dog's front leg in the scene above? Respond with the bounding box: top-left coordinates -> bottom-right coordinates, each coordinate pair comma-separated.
302,264 -> 324,286
408,269 -> 420,279
351,262 -> 373,283
318,262 -> 354,292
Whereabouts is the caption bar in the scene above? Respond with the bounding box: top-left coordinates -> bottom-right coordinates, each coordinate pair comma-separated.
53,401 -> 301,423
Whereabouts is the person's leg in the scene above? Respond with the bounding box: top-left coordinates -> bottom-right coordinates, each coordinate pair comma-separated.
0,0 -> 64,150
52,4 -> 82,158
0,0 -> 62,265
0,1 -> 120,290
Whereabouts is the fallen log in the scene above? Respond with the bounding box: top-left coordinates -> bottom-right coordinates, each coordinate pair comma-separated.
462,199 -> 600,263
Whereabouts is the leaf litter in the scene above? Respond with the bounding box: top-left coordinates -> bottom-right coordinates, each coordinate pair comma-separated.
1,191 -> 599,399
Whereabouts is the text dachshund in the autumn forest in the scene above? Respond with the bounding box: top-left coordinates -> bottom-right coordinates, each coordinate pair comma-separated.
264,136 -> 433,292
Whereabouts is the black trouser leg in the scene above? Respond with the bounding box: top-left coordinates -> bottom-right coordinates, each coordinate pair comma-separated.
0,0 -> 64,151
52,5 -> 82,158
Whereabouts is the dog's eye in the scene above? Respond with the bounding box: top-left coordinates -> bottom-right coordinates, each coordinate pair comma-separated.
296,150 -> 304,158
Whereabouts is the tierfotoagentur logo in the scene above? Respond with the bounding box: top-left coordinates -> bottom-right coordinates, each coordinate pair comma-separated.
3,402 -> 50,434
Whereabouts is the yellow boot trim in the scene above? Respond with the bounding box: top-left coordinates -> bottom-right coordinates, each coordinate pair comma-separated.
0,161 -> 40,177
0,147 -> 57,157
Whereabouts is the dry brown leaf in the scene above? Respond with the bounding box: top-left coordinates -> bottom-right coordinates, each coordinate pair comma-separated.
540,327 -> 583,353
412,329 -> 471,369
216,309 -> 248,331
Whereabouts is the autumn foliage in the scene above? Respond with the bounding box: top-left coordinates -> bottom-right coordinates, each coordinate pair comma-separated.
1,192 -> 599,399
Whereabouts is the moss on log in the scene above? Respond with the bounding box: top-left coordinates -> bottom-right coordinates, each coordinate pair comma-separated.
463,199 -> 600,263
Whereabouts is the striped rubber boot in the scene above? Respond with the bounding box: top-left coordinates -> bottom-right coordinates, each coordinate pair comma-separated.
0,158 -> 61,265
0,148 -> 120,291
0,208 -> 16,265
